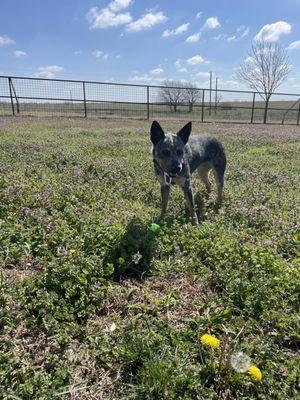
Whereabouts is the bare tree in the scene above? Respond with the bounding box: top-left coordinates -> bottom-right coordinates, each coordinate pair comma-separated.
183,83 -> 201,112
159,81 -> 201,113
236,39 -> 291,123
159,80 -> 185,112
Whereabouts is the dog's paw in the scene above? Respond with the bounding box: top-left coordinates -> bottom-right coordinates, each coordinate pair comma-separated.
191,215 -> 199,226
214,202 -> 222,213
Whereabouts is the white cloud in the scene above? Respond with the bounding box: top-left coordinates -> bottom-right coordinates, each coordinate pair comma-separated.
287,40 -> 300,50
162,22 -> 189,37
255,21 -> 291,42
245,56 -> 254,64
187,55 -> 204,65
109,0 -> 133,12
237,25 -> 246,33
86,6 -> 132,29
221,79 -> 240,87
14,50 -> 27,58
126,11 -> 167,32
74,50 -> 82,56
196,11 -> 202,19
129,74 -> 152,82
215,26 -> 249,42
154,78 -> 166,83
236,25 -> 249,37
178,67 -> 188,72
186,32 -> 201,43
103,77 -> 115,82
259,46 -> 276,56
128,73 -> 166,84
213,34 -> 226,41
92,50 -> 109,59
241,27 -> 250,38
0,35 -> 15,46
204,17 -> 220,29
36,65 -> 64,79
194,71 -> 210,78
175,58 -> 181,68
150,67 -> 164,75
193,79 -> 210,86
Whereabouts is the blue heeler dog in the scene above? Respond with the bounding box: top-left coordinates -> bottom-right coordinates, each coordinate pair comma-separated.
151,120 -> 227,225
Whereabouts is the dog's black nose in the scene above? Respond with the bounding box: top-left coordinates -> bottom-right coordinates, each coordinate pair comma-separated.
171,166 -> 181,175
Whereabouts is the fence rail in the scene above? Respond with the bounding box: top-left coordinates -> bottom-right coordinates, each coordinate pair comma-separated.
1,75 -> 300,125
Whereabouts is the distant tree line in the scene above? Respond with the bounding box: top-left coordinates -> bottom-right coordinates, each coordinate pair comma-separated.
159,81 -> 201,113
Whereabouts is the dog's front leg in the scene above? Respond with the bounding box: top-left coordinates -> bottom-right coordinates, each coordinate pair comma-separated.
182,181 -> 198,226
160,184 -> 170,219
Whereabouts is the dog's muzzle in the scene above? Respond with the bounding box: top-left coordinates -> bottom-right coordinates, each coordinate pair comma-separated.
169,166 -> 182,177
153,159 -> 182,185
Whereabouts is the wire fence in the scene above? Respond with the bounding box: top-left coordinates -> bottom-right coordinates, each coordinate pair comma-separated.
1,75 -> 300,125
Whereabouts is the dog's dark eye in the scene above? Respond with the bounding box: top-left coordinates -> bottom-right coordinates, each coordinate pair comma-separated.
177,149 -> 184,156
162,149 -> 171,157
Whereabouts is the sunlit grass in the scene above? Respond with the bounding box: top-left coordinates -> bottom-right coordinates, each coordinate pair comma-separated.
0,117 -> 299,399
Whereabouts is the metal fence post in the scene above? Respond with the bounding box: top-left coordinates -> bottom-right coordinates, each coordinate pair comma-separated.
297,101 -> 300,125
214,77 -> 218,116
9,78 -> 20,114
82,81 -> 87,117
209,72 -> 212,116
201,89 -> 205,122
147,86 -> 150,120
8,77 -> 15,116
263,95 -> 270,124
250,92 -> 256,123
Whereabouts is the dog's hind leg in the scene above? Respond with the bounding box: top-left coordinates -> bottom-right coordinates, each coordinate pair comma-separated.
197,163 -> 212,196
212,164 -> 225,208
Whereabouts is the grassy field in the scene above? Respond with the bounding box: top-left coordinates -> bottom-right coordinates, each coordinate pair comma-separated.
0,116 -> 299,399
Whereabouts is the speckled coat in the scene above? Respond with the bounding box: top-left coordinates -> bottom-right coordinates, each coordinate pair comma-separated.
151,120 -> 227,225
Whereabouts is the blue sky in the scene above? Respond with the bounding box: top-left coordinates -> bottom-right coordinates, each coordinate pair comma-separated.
1,0 -> 300,92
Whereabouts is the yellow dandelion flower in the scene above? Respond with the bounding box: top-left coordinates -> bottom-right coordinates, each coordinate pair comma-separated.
69,249 -> 76,254
200,334 -> 220,348
248,365 -> 262,381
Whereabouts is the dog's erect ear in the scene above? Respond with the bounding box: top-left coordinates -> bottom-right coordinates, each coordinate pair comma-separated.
151,120 -> 165,144
177,122 -> 192,145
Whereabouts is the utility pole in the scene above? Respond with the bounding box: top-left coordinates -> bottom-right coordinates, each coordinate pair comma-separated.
215,77 -> 218,116
209,71 -> 212,116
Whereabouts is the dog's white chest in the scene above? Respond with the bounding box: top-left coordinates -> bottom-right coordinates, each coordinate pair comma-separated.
156,174 -> 186,187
